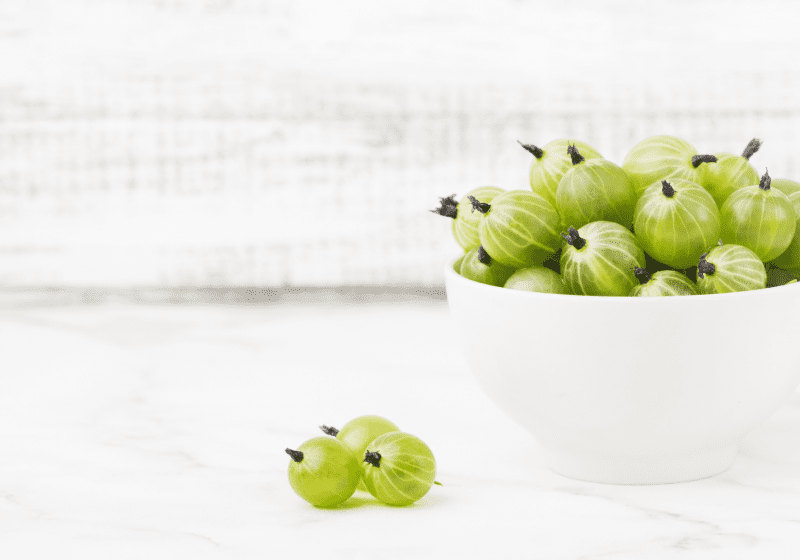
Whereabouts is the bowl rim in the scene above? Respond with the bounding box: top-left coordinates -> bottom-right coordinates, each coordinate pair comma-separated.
445,257 -> 800,302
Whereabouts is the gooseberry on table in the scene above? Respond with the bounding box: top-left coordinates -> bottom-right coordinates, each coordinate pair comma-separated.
633,178 -> 720,269
696,244 -> 767,294
285,436 -> 361,507
468,190 -> 562,268
629,267 -> 699,297
720,170 -> 796,262
458,245 -> 517,287
430,186 -> 505,252
504,265 -> 570,294
560,221 -> 646,297
555,145 -> 637,230
519,138 -> 603,210
702,138 -> 762,207
361,432 -> 437,506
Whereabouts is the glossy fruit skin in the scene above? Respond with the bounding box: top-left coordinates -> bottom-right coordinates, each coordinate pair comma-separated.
361,432 -> 436,507
504,265 -> 570,294
287,437 -> 361,508
527,139 -> 602,210
702,153 -> 759,208
452,253 -> 466,274
629,270 -> 699,297
477,190 -> 562,268
622,135 -> 708,198
459,246 -> 517,287
720,184 -> 796,262
556,158 -> 636,230
770,191 -> 800,271
770,178 -> 800,198
697,244 -> 767,294
334,415 -> 400,492
560,221 -> 646,297
633,178 -> 721,269
451,186 -> 505,251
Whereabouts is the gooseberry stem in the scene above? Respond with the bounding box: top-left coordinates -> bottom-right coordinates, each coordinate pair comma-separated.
634,267 -> 651,284
319,425 -> 339,436
661,180 -> 676,198
477,245 -> 492,265
697,253 -> 716,278
561,226 -> 586,250
691,154 -> 718,168
567,144 -> 585,166
285,448 -> 304,463
517,140 -> 544,159
430,194 -> 458,219
467,196 -> 491,214
742,138 -> 762,160
759,169 -> 771,190
364,451 -> 382,467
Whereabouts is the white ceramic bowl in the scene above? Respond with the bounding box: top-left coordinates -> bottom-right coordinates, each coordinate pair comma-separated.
445,261 -> 800,484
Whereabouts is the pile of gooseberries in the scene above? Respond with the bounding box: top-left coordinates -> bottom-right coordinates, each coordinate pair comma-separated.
285,415 -> 438,508
433,135 -> 800,296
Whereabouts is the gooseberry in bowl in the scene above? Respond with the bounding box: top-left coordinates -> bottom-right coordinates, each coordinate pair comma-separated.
444,258 -> 800,484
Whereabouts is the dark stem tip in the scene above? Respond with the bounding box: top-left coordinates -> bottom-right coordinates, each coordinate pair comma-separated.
691,154 -> 718,168
567,144 -> 585,166
467,195 -> 491,214
661,180 -> 675,198
364,450 -> 381,468
430,194 -> 458,219
742,138 -> 762,160
634,267 -> 651,284
562,226 -> 586,250
759,169 -> 771,190
517,140 -> 544,159
477,245 -> 492,265
319,425 -> 339,436
285,448 -> 304,463
697,253 -> 716,279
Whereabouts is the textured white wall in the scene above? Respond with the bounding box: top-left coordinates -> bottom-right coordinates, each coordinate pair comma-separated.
1,0 -> 800,286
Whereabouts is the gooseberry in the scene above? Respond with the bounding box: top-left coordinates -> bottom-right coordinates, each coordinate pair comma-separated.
430,187 -> 505,252
458,245 -> 517,287
622,135 -> 717,198
361,432 -> 437,507
468,190 -> 562,268
702,138 -> 762,207
452,253 -> 465,274
770,178 -> 800,198
285,437 -> 361,508
720,170 -> 796,262
556,145 -> 636,230
633,179 -> 720,269
629,267 -> 698,297
560,222 -> 646,297
518,138 -> 602,210
696,245 -> 767,294
504,265 -> 570,294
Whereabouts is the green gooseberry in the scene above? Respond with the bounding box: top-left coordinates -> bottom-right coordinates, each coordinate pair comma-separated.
320,415 -> 400,492
555,145 -> 636,230
771,190 -> 800,271
285,436 -> 361,508
560,221 -> 646,297
622,135 -> 718,198
766,263 -> 799,287
503,265 -> 570,294
452,253 -> 466,274
770,178 -> 800,198
720,170 -> 796,262
362,432 -> 437,507
430,187 -> 505,252
702,138 -> 761,207
518,138 -> 603,210
629,267 -> 699,297
468,190 -> 562,268
459,245 -> 517,287
697,245 -> 767,294
633,179 -> 720,269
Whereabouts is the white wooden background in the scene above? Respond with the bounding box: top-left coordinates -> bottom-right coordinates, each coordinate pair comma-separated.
2,0 -> 800,287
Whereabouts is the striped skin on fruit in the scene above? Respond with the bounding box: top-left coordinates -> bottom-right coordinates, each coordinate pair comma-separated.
769,190 -> 800,271
696,245 -> 767,294
629,267 -> 699,297
702,139 -> 761,207
504,265 -> 570,294
633,179 -> 721,269
286,437 -> 361,508
560,221 -> 646,297
430,187 -> 505,252
459,245 -> 517,287
519,139 -> 602,210
361,432 -> 436,507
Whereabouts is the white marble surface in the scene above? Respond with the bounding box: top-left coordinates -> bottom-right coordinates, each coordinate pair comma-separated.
1,299 -> 799,559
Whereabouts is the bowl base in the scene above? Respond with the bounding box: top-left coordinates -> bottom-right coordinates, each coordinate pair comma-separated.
542,441 -> 739,485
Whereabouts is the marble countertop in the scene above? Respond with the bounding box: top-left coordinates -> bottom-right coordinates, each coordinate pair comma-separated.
1,298 -> 799,559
